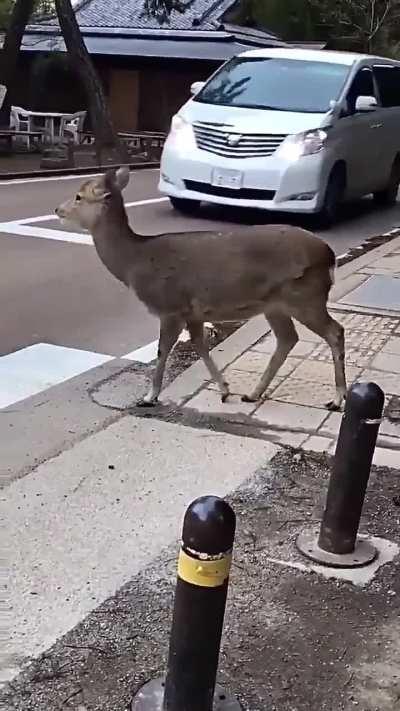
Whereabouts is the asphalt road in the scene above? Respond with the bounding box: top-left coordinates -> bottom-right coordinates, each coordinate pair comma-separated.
0,165 -> 399,393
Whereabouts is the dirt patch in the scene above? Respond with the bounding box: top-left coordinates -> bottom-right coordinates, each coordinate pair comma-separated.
2,451 -> 399,710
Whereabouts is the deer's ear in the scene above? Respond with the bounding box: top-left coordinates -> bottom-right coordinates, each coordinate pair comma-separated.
104,167 -> 129,193
91,173 -> 107,194
115,166 -> 130,191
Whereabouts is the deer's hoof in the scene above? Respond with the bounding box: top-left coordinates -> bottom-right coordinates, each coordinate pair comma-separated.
221,391 -> 230,403
241,394 -> 257,403
136,398 -> 158,408
326,400 -> 341,412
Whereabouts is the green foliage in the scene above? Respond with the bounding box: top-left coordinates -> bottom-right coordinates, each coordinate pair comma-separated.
232,0 -> 320,41
309,0 -> 400,54
0,0 -> 55,29
142,0 -> 196,23
231,0 -> 399,56
0,0 -> 14,29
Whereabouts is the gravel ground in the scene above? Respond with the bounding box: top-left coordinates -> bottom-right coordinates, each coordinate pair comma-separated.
3,450 -> 399,711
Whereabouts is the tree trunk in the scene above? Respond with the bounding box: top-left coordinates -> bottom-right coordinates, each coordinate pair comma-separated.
55,0 -> 127,163
0,0 -> 36,126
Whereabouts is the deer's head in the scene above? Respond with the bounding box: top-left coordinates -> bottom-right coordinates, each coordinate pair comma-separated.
55,166 -> 130,232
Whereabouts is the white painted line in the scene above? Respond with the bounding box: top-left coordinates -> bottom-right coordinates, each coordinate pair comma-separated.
0,197 -> 168,244
0,173 -> 102,186
6,197 -> 167,226
0,343 -> 113,409
123,340 -> 159,363
0,221 -> 93,245
0,167 -> 160,186
178,329 -> 191,343
123,322 -> 216,363
125,197 -> 168,208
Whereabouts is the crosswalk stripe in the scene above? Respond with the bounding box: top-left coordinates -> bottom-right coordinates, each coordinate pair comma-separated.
123,340 -> 159,363
0,198 -> 169,244
0,344 -> 113,409
0,221 -> 93,244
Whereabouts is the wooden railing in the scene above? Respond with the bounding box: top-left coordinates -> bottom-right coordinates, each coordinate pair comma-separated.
79,131 -> 166,160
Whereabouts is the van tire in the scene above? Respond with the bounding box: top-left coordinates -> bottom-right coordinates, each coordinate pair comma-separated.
373,158 -> 400,207
169,197 -> 201,215
318,167 -> 346,229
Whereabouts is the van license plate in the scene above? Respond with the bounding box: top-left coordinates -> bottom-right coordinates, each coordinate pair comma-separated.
212,169 -> 243,190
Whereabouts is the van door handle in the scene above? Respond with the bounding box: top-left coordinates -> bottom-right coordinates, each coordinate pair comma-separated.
370,123 -> 383,129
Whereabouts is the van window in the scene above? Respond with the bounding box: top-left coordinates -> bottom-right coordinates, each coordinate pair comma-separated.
345,67 -> 376,114
374,65 -> 400,107
194,57 -> 350,113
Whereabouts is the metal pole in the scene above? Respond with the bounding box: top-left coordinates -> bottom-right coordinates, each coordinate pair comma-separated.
131,496 -> 241,710
297,382 -> 384,568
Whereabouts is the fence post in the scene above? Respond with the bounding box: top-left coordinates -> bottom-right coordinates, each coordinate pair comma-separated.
297,381 -> 385,568
131,496 -> 241,710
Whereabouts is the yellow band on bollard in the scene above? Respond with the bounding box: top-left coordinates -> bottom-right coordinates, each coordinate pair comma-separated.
178,549 -> 232,588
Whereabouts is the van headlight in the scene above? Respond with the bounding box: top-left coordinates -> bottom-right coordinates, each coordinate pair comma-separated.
168,115 -> 196,151
276,129 -> 328,161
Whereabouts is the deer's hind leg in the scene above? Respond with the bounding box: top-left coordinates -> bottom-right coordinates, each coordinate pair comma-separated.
293,308 -> 346,410
242,313 -> 298,403
187,320 -> 230,402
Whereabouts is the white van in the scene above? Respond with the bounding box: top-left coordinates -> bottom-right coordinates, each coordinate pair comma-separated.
159,48 -> 400,225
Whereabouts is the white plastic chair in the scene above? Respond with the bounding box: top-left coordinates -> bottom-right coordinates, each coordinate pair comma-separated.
10,105 -> 48,150
0,85 -> 7,110
60,110 -> 87,144
10,106 -> 32,148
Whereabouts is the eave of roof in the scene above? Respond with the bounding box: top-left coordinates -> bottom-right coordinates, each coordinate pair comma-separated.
21,27 -> 288,61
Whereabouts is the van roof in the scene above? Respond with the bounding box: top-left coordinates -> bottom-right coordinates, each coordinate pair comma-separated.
239,47 -> 398,66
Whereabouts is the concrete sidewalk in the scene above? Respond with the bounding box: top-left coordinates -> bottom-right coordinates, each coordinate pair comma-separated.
163,235 -> 400,468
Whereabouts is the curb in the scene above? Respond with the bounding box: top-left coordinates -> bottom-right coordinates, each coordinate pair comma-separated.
0,160 -> 160,181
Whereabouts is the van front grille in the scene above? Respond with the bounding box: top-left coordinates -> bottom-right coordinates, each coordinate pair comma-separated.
193,122 -> 287,159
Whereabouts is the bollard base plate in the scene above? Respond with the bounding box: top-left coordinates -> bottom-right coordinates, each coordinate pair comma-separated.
130,678 -> 242,710
296,528 -> 378,568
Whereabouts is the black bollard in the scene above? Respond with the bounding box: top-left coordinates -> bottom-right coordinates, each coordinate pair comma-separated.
297,382 -> 385,568
131,496 -> 241,710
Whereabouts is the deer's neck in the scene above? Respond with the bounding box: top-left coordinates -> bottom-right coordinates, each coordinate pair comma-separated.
91,202 -> 140,285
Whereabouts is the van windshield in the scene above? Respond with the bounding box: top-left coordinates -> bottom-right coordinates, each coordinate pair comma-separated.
194,57 -> 350,113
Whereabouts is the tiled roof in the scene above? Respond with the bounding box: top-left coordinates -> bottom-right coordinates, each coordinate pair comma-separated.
46,0 -> 240,29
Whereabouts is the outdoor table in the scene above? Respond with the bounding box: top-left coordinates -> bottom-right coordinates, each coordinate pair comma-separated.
22,110 -> 74,143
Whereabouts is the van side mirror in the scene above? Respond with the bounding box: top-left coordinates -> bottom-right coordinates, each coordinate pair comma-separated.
190,81 -> 205,96
355,95 -> 377,112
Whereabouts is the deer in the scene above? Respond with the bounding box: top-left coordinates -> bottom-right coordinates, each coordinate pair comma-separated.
56,167 -> 347,410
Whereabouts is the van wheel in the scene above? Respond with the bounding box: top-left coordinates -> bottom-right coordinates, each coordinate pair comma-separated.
169,197 -> 201,215
373,159 -> 400,207
318,168 -> 345,229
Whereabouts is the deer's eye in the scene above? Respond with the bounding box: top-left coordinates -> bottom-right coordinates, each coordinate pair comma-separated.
76,194 -> 82,201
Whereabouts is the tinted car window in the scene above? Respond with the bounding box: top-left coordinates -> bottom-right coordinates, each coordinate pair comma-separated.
374,65 -> 400,107
195,57 -> 350,113
346,67 -> 376,113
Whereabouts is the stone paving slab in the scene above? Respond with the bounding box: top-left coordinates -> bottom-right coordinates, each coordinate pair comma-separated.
340,275 -> 399,310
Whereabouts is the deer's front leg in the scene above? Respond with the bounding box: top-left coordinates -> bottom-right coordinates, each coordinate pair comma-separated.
137,316 -> 184,407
